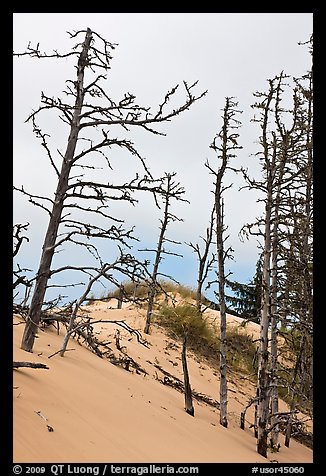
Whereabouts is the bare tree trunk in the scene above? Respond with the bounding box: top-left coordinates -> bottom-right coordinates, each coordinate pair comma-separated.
254,387 -> 259,438
269,125 -> 288,449
144,174 -> 184,334
182,331 -> 194,416
144,258 -> 162,334
21,29 -> 93,352
269,138 -> 284,448
217,200 -> 228,428
60,264 -> 115,357
13,361 -> 49,370
188,207 -> 215,314
115,329 -> 122,351
256,112 -> 274,457
284,410 -> 293,448
257,181 -> 272,458
117,284 -> 124,309
196,284 -> 203,314
284,334 -> 305,447
60,310 -> 77,357
269,234 -> 279,449
248,80 -> 277,459
240,395 -> 259,431
207,97 -> 242,429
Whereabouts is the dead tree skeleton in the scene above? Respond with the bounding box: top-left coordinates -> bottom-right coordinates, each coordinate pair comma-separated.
142,173 -> 186,334
187,207 -> 216,313
58,255 -> 148,356
182,330 -> 195,416
206,97 -> 242,428
14,28 -> 207,352
13,223 -> 34,306
240,63 -> 312,456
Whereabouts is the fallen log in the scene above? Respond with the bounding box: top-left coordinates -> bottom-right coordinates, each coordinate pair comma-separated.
153,363 -> 219,408
13,361 -> 49,370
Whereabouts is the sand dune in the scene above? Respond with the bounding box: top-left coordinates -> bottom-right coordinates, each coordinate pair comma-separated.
13,302 -> 313,463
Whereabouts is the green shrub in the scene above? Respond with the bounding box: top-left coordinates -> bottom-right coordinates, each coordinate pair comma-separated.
225,327 -> 257,374
91,279 -> 198,303
157,304 -> 257,375
158,304 -> 216,347
105,280 -> 150,300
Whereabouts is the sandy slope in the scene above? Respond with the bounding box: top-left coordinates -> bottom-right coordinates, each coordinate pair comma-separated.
13,302 -> 313,463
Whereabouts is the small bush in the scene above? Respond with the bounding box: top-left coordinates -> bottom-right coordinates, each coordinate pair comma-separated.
106,280 -> 150,300
158,304 -> 216,348
225,327 -> 257,374
157,304 -> 257,375
154,280 -> 197,300
93,279 -> 198,304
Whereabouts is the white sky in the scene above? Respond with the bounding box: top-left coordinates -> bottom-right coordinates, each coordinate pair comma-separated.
13,12 -> 313,303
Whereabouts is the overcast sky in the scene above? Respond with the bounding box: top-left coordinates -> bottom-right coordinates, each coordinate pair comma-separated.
13,12 -> 313,304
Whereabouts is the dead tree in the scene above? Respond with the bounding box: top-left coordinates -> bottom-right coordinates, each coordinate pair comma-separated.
13,223 -> 33,297
187,207 -> 216,313
268,70 -> 300,449
117,284 -> 124,309
283,38 -> 313,447
182,330 -> 195,416
206,97 -> 242,428
14,28 -> 207,352
240,63 -> 312,455
142,173 -> 187,334
240,395 -> 259,430
13,223 -> 29,258
241,79 -> 278,458
58,253 -> 150,357
13,361 -> 49,370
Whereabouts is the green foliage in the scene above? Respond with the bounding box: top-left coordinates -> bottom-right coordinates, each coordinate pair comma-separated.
158,304 -> 217,351
107,280 -> 150,300
157,304 -> 257,374
225,327 -> 257,374
92,279 -> 198,303
279,326 -> 303,354
156,280 -> 198,300
88,279 -> 258,376
274,326 -> 312,415
226,257 -> 262,322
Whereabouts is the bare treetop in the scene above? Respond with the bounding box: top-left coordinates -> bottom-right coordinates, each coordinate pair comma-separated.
14,28 -> 116,66
15,28 -> 207,141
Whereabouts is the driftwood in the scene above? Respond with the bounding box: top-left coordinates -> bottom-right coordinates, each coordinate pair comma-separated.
182,332 -> 195,416
13,361 -> 49,370
240,395 -> 259,430
34,411 -> 54,432
109,354 -> 148,375
58,314 -> 149,358
153,362 -> 219,409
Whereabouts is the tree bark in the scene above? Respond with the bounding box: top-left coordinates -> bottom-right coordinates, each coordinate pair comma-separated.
208,97 -> 242,429
215,126 -> 229,430
21,29 -> 93,352
13,361 -> 49,369
253,81 -> 276,459
182,332 -> 194,416
269,240 -> 279,449
256,185 -> 272,458
254,387 -> 259,438
194,208 -> 215,313
217,218 -> 228,428
144,174 -> 175,334
117,284 -> 124,309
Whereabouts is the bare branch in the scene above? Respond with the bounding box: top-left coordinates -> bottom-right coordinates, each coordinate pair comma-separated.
13,223 -> 30,258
